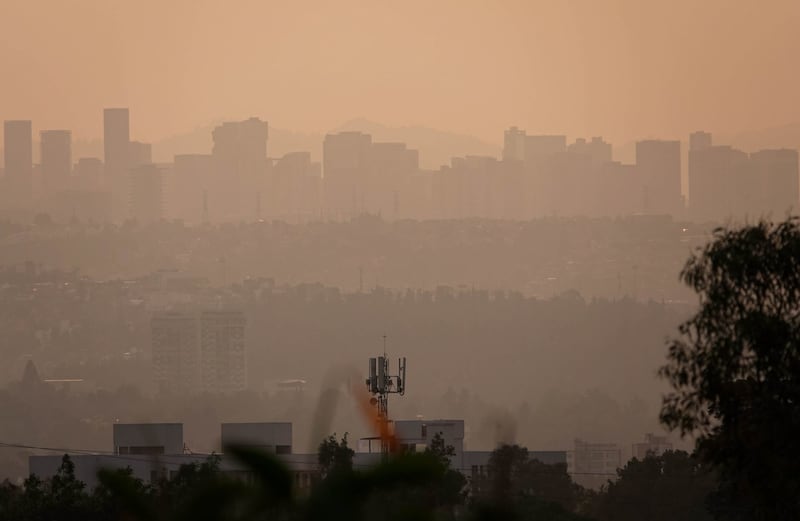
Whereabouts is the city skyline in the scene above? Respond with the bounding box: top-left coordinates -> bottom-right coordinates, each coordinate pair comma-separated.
2,106 -> 799,225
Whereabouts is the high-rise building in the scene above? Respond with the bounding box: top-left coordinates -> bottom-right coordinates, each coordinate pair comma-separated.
323,131 -> 372,219
151,309 -> 247,395
40,130 -> 72,194
172,154 -> 213,223
568,137 -> 613,166
536,150 -> 593,216
104,108 -> 130,221
689,137 -> 752,221
596,161 -> 643,216
104,108 -> 130,176
270,151 -> 322,221
129,141 -> 152,168
503,126 -> 526,161
73,157 -> 104,191
152,312 -> 200,394
129,164 -> 163,222
636,140 -> 681,216
3,120 -> 33,203
365,142 -> 419,218
211,117 -> 269,221
200,311 -> 246,394
751,149 -> 799,217
689,131 -> 712,152
523,135 -> 567,168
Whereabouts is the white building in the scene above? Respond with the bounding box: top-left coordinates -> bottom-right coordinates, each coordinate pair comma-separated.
567,438 -> 621,490
632,433 -> 673,460
114,423 -> 184,455
30,422 -> 314,490
200,310 -> 247,393
221,422 -> 292,454
150,309 -> 246,395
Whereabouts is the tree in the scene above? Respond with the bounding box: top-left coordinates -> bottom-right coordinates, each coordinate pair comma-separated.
473,443 -> 585,520
423,432 -> 467,514
318,433 -> 355,478
659,219 -> 800,519
587,450 -> 715,521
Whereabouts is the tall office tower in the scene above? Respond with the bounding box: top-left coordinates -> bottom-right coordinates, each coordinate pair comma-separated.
173,154 -> 213,223
129,164 -> 163,222
523,135 -> 567,166
40,130 -> 72,194
689,130 -> 712,152
689,142 -> 751,221
129,141 -> 152,168
104,108 -> 130,174
636,140 -> 681,216
200,311 -> 247,394
211,117 -> 269,221
3,120 -> 33,203
270,152 -> 322,221
73,157 -> 104,190
323,131 -> 373,219
151,312 -> 200,394
365,142 -> 419,218
104,108 -> 130,221
568,137 -> 613,166
751,149 -> 799,217
503,126 -> 526,161
596,161 -> 643,216
536,150 -> 594,216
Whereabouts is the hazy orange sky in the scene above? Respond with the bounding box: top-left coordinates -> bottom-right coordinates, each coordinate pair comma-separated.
1,0 -> 799,145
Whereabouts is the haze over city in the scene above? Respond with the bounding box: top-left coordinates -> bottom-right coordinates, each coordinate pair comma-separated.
3,0 -> 800,145
1,2 -> 800,520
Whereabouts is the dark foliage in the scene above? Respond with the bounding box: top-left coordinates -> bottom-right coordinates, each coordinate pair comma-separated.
660,218 -> 800,519
585,450 -> 715,521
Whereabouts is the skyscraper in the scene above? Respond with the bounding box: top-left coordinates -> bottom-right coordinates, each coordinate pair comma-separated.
103,108 -> 130,176
270,151 -> 322,221
567,137 -> 613,166
128,141 -> 152,168
173,154 -> 213,224
503,126 -> 526,162
689,140 -> 751,221
689,131 -> 712,152
129,164 -> 163,223
3,120 -> 33,203
40,130 -> 72,194
751,149 -> 799,218
636,140 -> 681,216
104,108 -> 130,220
364,142 -> 419,218
73,157 -> 104,191
323,131 -> 372,219
211,117 -> 269,221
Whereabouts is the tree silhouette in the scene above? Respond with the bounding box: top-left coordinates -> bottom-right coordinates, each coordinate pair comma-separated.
587,450 -> 715,521
660,218 -> 800,520
317,432 -> 355,479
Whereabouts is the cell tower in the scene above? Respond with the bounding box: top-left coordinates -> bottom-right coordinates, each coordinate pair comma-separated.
366,335 -> 407,457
